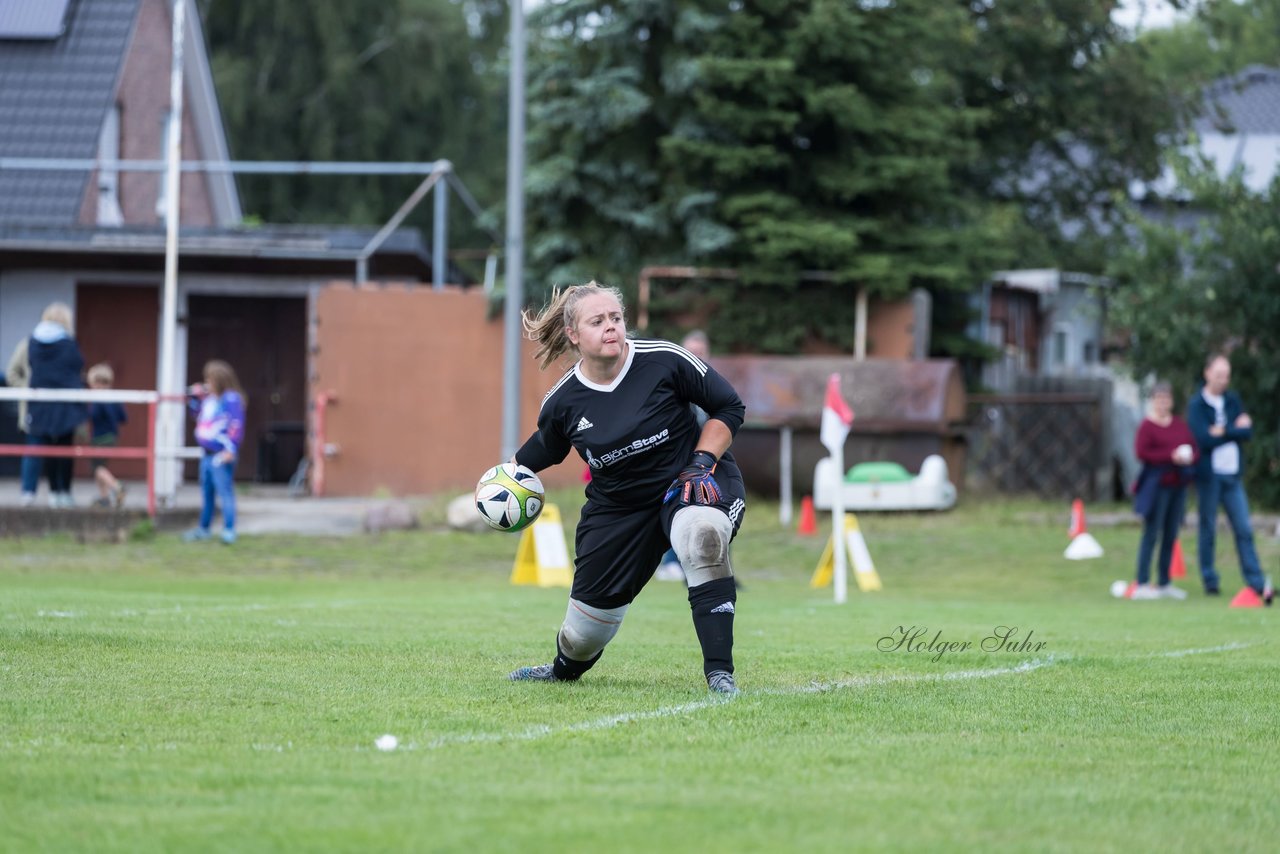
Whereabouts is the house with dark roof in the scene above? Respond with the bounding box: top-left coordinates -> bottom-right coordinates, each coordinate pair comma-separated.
1188,65 -> 1280,191
1133,65 -> 1280,205
0,0 -> 438,485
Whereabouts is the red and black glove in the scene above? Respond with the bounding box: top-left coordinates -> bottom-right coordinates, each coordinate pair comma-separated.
663,450 -> 722,506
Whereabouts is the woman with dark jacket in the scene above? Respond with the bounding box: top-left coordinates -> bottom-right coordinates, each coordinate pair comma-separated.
25,302 -> 88,508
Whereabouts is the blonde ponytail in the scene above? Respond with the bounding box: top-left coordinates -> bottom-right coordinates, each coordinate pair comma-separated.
521,281 -> 626,370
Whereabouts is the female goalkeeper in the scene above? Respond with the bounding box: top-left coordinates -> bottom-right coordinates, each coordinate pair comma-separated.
508,282 -> 746,695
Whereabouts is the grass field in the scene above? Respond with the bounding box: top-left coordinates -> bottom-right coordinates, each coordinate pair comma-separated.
3,493 -> 1278,852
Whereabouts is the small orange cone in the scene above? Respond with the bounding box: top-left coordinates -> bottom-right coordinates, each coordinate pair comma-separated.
797,495 -> 817,536
1229,587 -> 1264,608
1170,539 -> 1187,580
1068,498 -> 1087,538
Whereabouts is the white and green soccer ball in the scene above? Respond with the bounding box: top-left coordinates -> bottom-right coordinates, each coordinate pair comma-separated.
474,463 -> 545,532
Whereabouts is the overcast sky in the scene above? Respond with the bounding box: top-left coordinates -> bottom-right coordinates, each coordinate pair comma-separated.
1111,0 -> 1195,31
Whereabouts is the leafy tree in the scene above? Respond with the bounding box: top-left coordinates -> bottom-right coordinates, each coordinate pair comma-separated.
1109,162 -> 1280,506
1140,0 -> 1280,97
523,0 -> 1179,353
525,0 -> 1003,351
952,0 -> 1185,272
199,0 -> 507,250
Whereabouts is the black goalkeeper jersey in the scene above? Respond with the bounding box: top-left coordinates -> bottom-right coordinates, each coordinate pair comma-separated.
515,338 -> 745,509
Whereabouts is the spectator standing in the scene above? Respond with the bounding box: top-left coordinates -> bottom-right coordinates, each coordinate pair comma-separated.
86,363 -> 128,508
25,303 -> 87,508
6,336 -> 40,505
1186,353 -> 1272,602
1129,382 -> 1197,600
183,360 -> 246,545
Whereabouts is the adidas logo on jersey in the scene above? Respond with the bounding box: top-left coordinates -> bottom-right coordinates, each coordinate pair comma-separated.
576,416 -> 594,432
710,601 -> 735,614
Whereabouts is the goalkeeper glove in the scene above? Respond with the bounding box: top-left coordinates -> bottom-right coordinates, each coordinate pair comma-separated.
663,450 -> 722,506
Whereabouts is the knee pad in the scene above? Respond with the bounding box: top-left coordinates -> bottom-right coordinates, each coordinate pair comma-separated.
557,599 -> 628,661
671,505 -> 733,587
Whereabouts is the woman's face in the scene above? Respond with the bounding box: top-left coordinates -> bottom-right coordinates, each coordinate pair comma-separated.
1151,390 -> 1172,417
568,293 -> 625,361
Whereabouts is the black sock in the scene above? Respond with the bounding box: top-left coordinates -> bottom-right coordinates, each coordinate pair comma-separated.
551,640 -> 601,681
688,576 -> 736,677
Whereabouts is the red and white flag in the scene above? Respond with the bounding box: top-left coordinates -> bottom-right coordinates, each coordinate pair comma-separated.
820,373 -> 854,455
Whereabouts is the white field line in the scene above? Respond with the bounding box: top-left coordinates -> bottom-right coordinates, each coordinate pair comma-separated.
391,644 -> 1255,752
13,600 -> 367,620
1157,641 -> 1254,658
404,656 -> 1064,752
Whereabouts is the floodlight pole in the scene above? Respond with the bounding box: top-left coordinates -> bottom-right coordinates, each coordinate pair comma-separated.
156,0 -> 187,505
501,0 -> 526,461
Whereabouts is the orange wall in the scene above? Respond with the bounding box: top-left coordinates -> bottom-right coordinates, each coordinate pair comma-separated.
313,284 -> 583,497
866,298 -> 916,359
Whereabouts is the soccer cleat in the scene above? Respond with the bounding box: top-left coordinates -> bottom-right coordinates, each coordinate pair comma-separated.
706,670 -> 738,696
183,527 -> 212,543
1158,585 -> 1188,600
220,530 -> 238,545
1129,584 -> 1161,600
1264,576 -> 1274,607
508,663 -> 558,682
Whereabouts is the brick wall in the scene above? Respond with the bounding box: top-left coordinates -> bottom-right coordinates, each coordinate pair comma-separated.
78,0 -> 217,226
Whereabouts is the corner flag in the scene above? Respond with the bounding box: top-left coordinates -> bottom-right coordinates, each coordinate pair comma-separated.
820,372 -> 855,604
820,373 -> 853,454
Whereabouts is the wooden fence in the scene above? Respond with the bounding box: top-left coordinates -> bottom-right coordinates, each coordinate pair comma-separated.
966,389 -> 1108,499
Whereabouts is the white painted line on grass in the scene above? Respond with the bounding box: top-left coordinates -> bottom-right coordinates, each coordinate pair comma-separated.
406,656 -> 1063,752
785,655 -> 1062,695
1158,641 -> 1254,658
14,600 -> 367,621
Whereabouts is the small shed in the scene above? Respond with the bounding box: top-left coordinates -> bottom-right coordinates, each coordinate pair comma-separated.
708,357 -> 968,498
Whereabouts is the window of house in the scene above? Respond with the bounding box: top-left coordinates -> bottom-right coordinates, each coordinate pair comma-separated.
0,0 -> 73,39
1052,324 -> 1070,367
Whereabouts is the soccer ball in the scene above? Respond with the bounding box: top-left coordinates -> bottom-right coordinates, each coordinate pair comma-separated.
474,463 -> 545,532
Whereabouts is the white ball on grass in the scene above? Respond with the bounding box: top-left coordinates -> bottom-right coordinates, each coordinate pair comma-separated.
375,734 -> 398,752
1110,580 -> 1129,599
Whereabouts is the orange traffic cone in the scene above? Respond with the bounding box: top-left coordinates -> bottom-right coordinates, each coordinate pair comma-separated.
797,495 -> 817,536
1229,587 -> 1264,608
1068,498 -> 1087,538
1170,539 -> 1187,580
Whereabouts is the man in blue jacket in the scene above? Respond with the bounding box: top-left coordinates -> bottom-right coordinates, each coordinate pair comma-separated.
1186,354 -> 1272,602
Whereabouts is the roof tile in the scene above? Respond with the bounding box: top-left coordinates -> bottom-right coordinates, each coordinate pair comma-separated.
0,0 -> 141,226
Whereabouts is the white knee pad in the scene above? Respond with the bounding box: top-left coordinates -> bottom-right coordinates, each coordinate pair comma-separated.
670,505 -> 733,587
558,599 -> 628,661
